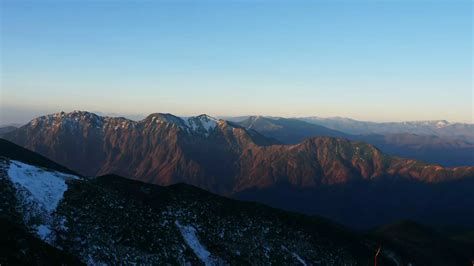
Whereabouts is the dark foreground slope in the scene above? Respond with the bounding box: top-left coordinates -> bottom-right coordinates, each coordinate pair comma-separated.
0,218 -> 83,265
235,175 -> 474,229
370,220 -> 474,266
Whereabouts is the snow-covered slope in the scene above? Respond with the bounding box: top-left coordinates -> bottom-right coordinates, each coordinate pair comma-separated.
2,159 -> 79,242
175,220 -> 220,265
185,114 -> 219,136
7,160 -> 78,212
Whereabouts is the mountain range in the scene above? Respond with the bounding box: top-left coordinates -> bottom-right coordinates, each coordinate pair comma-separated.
1,138 -> 473,265
238,116 -> 474,167
298,116 -> 474,143
2,111 -> 474,229
0,125 -> 17,135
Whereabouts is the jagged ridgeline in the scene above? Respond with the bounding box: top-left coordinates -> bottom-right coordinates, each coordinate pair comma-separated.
3,111 -> 473,188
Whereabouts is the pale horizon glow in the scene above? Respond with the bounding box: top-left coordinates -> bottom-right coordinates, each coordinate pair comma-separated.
1,0 -> 473,124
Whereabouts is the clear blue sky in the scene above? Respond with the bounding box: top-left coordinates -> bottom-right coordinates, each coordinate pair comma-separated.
1,0 -> 472,124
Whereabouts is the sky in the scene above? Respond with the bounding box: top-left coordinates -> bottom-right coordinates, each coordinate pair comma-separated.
1,0 -> 472,124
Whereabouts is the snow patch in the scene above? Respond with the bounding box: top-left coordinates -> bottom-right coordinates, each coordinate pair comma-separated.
185,115 -> 219,136
247,116 -> 262,129
147,113 -> 221,137
5,160 -> 79,241
36,224 -> 52,241
7,160 -> 78,213
435,120 -> 449,128
292,252 -> 307,266
175,220 -> 215,266
383,249 -> 401,266
281,245 -> 307,266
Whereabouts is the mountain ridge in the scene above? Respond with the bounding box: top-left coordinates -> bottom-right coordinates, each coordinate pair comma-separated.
237,116 -> 474,167
3,111 -> 472,190
3,111 -> 474,228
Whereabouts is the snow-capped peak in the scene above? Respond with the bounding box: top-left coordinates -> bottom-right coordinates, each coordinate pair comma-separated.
146,113 -> 186,126
185,114 -> 219,136
435,120 -> 449,128
30,111 -> 105,128
142,113 -> 221,136
27,111 -> 228,137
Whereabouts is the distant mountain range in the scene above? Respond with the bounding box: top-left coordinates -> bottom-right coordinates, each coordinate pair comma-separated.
238,116 -> 474,167
0,126 -> 17,135
299,116 -> 474,143
4,115 -> 472,167
1,139 -> 473,265
238,116 -> 349,144
354,133 -> 474,167
2,111 -> 473,229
